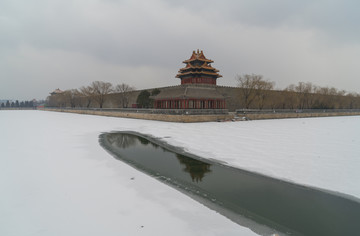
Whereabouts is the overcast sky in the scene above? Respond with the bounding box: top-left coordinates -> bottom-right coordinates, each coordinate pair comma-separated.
1,0 -> 360,100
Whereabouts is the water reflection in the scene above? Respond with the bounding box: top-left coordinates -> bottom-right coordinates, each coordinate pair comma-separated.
176,154 -> 211,182
138,136 -> 160,149
106,133 -> 137,149
105,133 -> 210,182
100,132 -> 360,236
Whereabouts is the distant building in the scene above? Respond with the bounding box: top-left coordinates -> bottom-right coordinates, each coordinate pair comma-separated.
153,50 -> 226,109
50,88 -> 64,96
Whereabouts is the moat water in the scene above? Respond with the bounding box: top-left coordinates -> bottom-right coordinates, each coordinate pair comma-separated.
100,132 -> 360,236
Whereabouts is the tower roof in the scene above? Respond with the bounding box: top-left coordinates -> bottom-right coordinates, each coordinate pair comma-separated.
176,50 -> 222,79
178,62 -> 220,73
50,88 -> 64,95
183,49 -> 214,64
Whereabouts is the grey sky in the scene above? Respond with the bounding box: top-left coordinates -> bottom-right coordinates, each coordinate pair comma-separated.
1,0 -> 360,100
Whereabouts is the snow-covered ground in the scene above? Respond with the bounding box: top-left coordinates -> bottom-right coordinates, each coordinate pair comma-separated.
1,110 -> 359,235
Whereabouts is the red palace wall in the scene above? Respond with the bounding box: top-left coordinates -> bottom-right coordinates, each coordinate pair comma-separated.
154,99 -> 226,109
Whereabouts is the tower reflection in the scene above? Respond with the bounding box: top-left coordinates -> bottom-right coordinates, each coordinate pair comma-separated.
176,154 -> 211,182
106,133 -> 137,148
106,133 -> 211,182
106,133 -> 160,149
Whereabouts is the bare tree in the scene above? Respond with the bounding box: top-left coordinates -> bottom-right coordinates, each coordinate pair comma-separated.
283,85 -> 297,109
346,92 -> 359,109
314,86 -> 338,109
294,82 -> 314,109
91,81 -> 113,108
115,83 -> 135,108
79,86 -> 94,108
255,80 -> 275,109
236,74 -> 276,109
236,74 -> 263,109
47,93 -> 66,107
63,89 -> 79,108
354,93 -> 360,109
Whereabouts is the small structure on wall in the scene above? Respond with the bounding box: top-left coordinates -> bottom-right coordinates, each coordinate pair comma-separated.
153,50 -> 226,109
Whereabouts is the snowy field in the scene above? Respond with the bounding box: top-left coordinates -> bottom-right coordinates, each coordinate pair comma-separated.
1,110 -> 359,236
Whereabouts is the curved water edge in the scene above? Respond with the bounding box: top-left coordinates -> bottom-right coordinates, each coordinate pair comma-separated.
102,131 -> 360,203
99,131 -> 360,236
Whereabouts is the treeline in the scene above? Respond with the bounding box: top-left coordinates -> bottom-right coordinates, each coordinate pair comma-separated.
0,100 -> 37,108
47,81 -> 136,108
48,76 -> 360,110
48,81 -> 165,109
236,74 -> 360,109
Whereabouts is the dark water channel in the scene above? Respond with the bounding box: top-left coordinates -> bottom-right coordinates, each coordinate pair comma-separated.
100,132 -> 360,236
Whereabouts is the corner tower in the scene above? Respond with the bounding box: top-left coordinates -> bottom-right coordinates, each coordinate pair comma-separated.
176,49 -> 222,85
153,50 -> 226,109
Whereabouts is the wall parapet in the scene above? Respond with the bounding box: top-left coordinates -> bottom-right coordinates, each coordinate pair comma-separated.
235,109 -> 360,120
236,108 -> 360,114
45,107 -> 229,115
41,108 -> 232,123
39,108 -> 360,122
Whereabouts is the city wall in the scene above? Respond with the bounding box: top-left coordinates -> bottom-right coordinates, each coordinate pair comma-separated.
67,86 -> 242,111
49,85 -> 360,112
42,108 -> 233,123
40,108 -> 360,123
237,111 -> 360,120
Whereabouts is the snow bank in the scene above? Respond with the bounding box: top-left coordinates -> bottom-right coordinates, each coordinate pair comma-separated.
0,111 -> 255,236
1,110 -> 359,235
